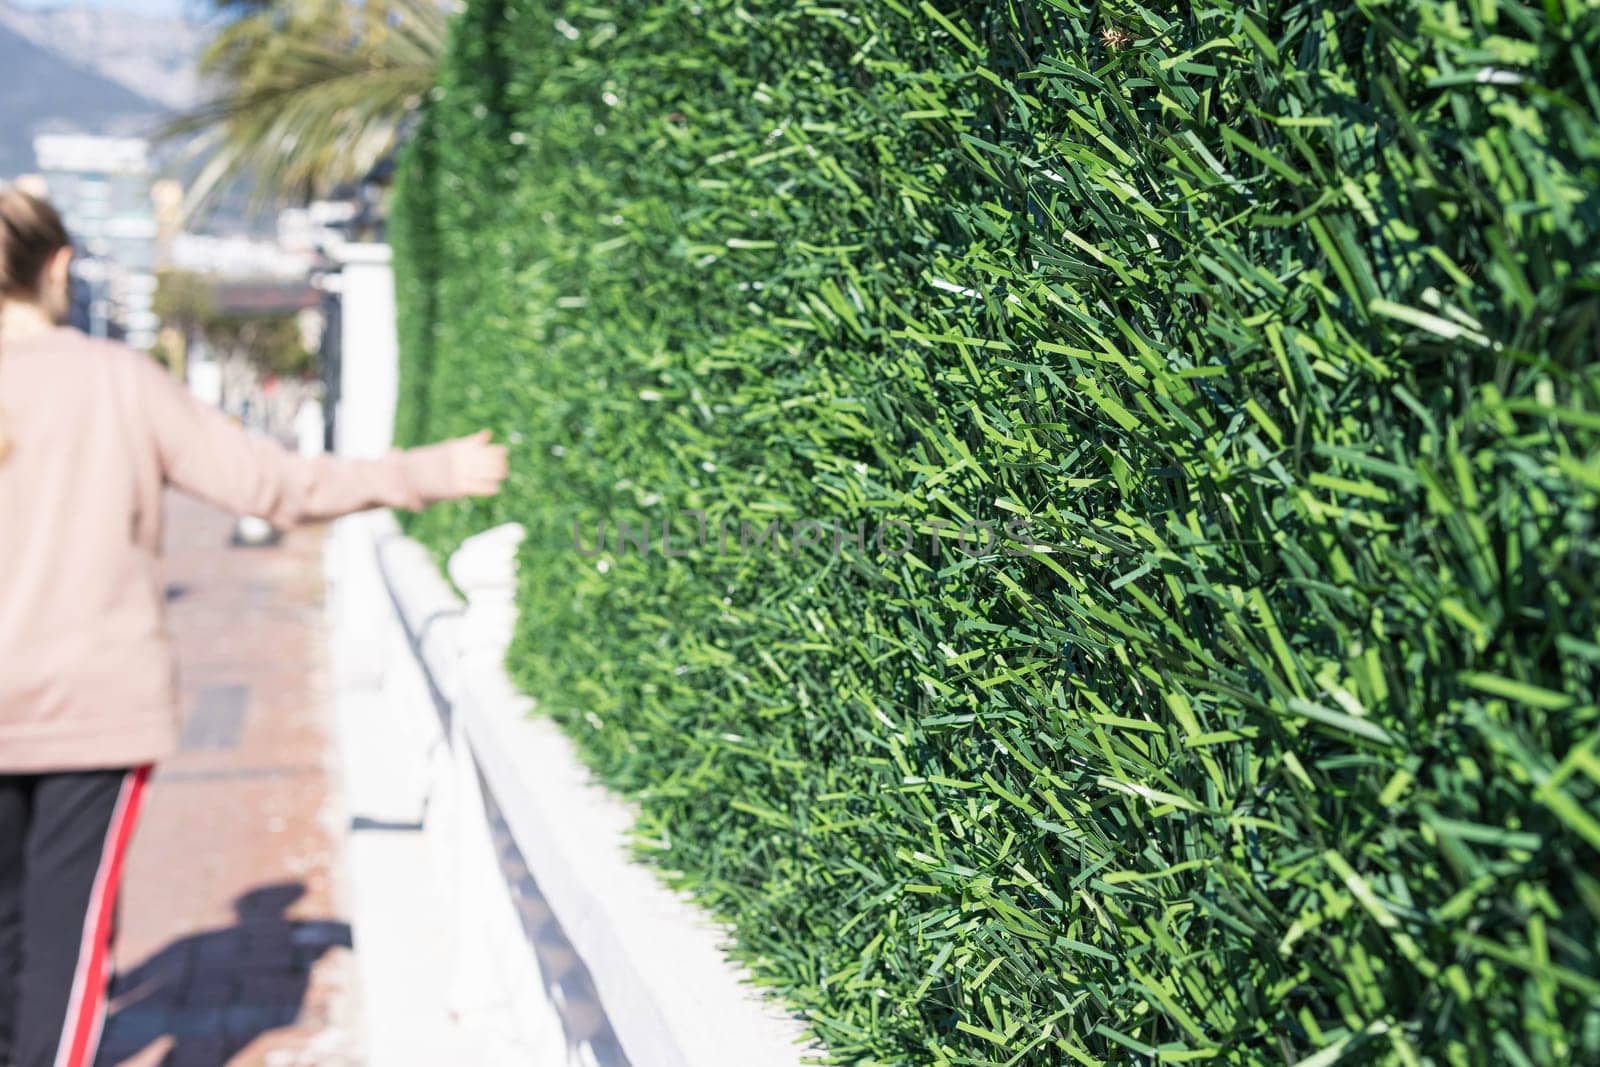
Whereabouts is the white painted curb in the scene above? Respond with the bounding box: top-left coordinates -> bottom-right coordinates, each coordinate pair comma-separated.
331,511 -> 816,1067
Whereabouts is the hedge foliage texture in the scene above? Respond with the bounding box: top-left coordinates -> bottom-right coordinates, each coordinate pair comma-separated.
391,0 -> 1600,1062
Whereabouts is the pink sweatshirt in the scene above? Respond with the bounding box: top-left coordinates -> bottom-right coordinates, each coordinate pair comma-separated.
0,325 -> 457,773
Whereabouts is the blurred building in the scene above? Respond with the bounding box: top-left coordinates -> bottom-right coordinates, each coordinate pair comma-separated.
277,200 -> 360,256
31,133 -> 160,349
161,198 -> 363,283
169,232 -> 319,280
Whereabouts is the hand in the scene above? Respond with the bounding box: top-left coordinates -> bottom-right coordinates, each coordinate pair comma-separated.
442,429 -> 509,498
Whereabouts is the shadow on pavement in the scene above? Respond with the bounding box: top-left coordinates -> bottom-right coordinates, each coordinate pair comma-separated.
98,883 -> 351,1066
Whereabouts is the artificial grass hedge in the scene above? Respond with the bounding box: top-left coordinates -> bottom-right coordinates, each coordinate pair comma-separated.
390,0 -> 1600,1062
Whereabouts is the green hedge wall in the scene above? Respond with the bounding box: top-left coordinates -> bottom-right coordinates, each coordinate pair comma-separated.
391,0 -> 1600,1062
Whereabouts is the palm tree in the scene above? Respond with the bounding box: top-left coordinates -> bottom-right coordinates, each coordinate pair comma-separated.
165,0 -> 450,220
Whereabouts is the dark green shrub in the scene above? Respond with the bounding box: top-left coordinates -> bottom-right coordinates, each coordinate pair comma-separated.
392,1 -> 1600,1062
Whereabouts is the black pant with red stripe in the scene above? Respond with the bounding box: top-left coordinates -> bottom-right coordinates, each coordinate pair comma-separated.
0,767 -> 148,1067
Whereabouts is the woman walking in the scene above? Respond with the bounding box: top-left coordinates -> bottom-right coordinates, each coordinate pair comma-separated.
0,186 -> 507,1067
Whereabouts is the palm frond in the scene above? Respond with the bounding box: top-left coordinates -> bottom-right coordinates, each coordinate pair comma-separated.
163,0 -> 449,219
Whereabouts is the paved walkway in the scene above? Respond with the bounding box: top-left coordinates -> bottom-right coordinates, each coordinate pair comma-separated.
99,494 -> 362,1066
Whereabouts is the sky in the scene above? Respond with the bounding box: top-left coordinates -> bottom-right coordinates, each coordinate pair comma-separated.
11,0 -> 197,18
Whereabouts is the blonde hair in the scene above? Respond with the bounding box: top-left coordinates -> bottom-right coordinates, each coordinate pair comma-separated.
0,185 -> 72,462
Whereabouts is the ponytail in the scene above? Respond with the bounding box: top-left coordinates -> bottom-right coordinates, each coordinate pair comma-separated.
0,290 -> 9,463
0,184 -> 72,465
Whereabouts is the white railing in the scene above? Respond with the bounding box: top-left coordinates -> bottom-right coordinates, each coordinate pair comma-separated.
326,510 -> 814,1067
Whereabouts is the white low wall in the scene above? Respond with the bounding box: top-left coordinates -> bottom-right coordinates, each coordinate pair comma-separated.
328,242 -> 400,460
326,510 -> 814,1067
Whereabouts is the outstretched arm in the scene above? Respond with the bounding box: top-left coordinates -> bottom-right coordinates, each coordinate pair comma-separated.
128,349 -> 507,525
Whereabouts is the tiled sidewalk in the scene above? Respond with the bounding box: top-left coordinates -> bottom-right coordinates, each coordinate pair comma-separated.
99,494 -> 362,1067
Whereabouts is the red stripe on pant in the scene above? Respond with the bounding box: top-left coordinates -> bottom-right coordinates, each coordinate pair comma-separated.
53,765 -> 148,1067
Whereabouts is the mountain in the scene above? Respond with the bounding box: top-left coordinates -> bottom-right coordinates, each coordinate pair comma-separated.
0,2 -> 206,110
0,2 -> 206,179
